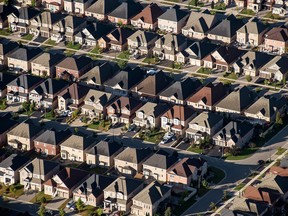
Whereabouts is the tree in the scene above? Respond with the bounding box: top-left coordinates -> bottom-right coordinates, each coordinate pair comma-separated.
76,198 -> 84,213
117,59 -> 128,69
59,208 -> 66,216
246,75 -> 252,82
211,0 -> 215,9
4,0 -> 10,5
31,0 -> 36,7
9,185 -> 16,197
276,111 -> 283,125
38,204 -> 46,216
209,202 -> 216,211
40,196 -> 46,204
190,0 -> 198,6
96,208 -> 103,216
74,127 -> 78,134
22,101 -> 30,113
202,179 -> 209,189
164,207 -> 172,216
29,101 -> 35,112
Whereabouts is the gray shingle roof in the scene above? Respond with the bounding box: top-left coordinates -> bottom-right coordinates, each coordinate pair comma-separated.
7,74 -> 44,90
189,112 -> 223,129
32,53 -> 65,68
24,158 -> 58,175
86,140 -> 122,156
32,78 -> 69,96
115,147 -> 152,164
144,151 -> 178,169
8,47 -> 42,61
8,119 -> 42,139
0,39 -> 18,56
108,0 -> 143,19
60,134 -> 97,150
86,0 -> 121,15
0,154 -> 30,171
158,5 -> 189,22
237,17 -> 267,34
104,176 -> 143,195
34,128 -> 71,146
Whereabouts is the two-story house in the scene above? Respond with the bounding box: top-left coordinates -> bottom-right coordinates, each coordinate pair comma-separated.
0,39 -> 19,70
259,56 -> 288,81
43,0 -> 64,12
0,73 -> 17,99
85,0 -> 120,20
264,26 -> 288,55
64,0 -> 94,14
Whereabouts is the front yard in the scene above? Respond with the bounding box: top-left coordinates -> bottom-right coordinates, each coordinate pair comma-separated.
45,39 -> 57,46
66,42 -> 81,50
138,128 -> 164,144
117,50 -> 130,60
0,183 -> 24,199
21,34 -> 34,41
86,119 -> 111,131
30,191 -> 52,205
198,67 -> 212,75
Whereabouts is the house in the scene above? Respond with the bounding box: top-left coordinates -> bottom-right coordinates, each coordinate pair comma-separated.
107,0 -> 143,25
64,0 -> 94,14
103,176 -> 144,213
167,157 -> 208,188
81,89 -> 116,118
272,1 -> 287,17
264,26 -> 288,55
215,86 -> 257,116
104,66 -> 146,96
98,27 -> 135,51
0,113 -> 18,146
85,0 -> 121,20
233,51 -> 274,77
6,74 -> 44,103
8,7 -> 40,34
29,78 -> 69,109
57,83 -> 90,111
127,30 -> 159,56
34,128 -> 72,156
107,96 -> 142,124
182,10 -> 224,40
0,4 -> 18,29
187,82 -> 227,111
60,133 -> 97,162
131,181 -> 171,216
186,112 -> 224,142
0,154 -> 30,185
114,147 -> 153,176
19,158 -> 60,191
7,47 -> 42,72
85,139 -> 123,168
153,34 -> 187,61
269,166 -> 288,177
161,105 -> 196,135
213,121 -> 254,148
131,3 -> 164,30
259,56 -> 288,81
7,119 -> 43,151
143,150 -> 178,182
73,174 -> 116,207
230,197 -> 269,216
236,17 -> 267,46
207,15 -> 246,44
133,70 -> 173,101
0,39 -> 19,70
74,22 -> 114,46
244,95 -> 287,123
31,53 -> 66,77
176,41 -> 218,66
203,46 -> 245,72
44,167 -> 90,198
133,102 -> 170,128
159,78 -> 202,105
43,0 -> 64,12
158,5 -> 189,34
79,61 -> 120,88
56,56 -> 93,81
247,0 -> 265,12
0,72 -> 17,98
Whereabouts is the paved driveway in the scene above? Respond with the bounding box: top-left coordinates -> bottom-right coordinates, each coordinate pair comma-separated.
17,190 -> 37,202
46,197 -> 67,210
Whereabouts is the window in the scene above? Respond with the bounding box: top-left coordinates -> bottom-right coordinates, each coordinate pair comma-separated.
174,118 -> 179,125
162,117 -> 167,123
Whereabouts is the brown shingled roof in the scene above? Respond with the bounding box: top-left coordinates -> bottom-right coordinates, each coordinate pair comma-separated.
265,27 -> 288,42
131,3 -> 164,24
162,105 -> 195,121
243,185 -> 280,205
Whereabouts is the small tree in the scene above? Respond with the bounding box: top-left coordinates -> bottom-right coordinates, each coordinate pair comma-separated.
40,196 -> 47,204
276,111 -> 283,125
209,202 -> 216,211
76,198 -> 84,213
9,185 -> 16,197
246,75 -> 252,82
211,0 -> 215,9
31,0 -> 36,7
164,207 -> 172,216
202,179 -> 209,189
74,127 -> 78,134
29,101 -> 35,112
59,208 -> 66,216
22,101 -> 30,113
190,0 -> 198,6
38,204 -> 46,216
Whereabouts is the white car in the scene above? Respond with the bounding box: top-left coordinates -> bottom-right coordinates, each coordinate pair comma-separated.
66,200 -> 74,209
67,111 -> 73,117
147,69 -> 159,75
164,132 -> 174,140
61,110 -> 69,117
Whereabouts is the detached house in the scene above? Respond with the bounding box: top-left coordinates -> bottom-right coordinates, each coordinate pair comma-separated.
107,0 -> 143,25
43,0 -> 64,12
34,128 -> 72,156
264,26 -> 288,54
6,74 -> 44,103
259,56 -> 288,81
186,112 -> 223,142
159,78 -> 202,105
187,82 -> 227,111
7,47 -> 42,72
161,105 -> 196,135
213,121 -> 254,148
143,150 -> 178,182
106,96 -> 142,124
7,119 -> 43,151
158,5 -> 189,34
64,0 -> 94,14
58,83 -> 90,111
131,181 -> 171,216
81,89 -> 115,118
73,174 -> 116,207
131,3 -> 164,30
0,4 -> 18,29
29,78 -> 69,109
133,102 -> 170,128
114,147 -> 153,176
19,158 -> 60,191
0,154 -> 30,185
56,56 -> 93,81
0,39 -> 18,70
44,167 -> 90,198
85,0 -> 120,20
245,95 -> 287,123
153,34 -> 187,61
60,133 -> 97,162
127,30 -> 159,56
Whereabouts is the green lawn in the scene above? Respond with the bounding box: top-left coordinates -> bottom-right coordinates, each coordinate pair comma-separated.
187,146 -> 203,154
30,191 -> 52,204
0,29 -> 11,36
223,72 -> 238,80
143,57 -> 158,65
208,167 -> 225,184
198,67 -> 212,75
64,50 -> 76,57
45,39 -> 57,46
21,34 -> 34,41
80,205 -> 99,216
43,111 -> 55,120
240,9 -> 256,15
264,12 -> 282,20
234,183 -> 245,191
0,98 -> 7,110
225,147 -> 258,160
90,46 -> 102,54
5,184 -> 24,198
87,120 -> 111,131
117,50 -> 130,60
276,147 -> 286,155
66,42 -> 81,50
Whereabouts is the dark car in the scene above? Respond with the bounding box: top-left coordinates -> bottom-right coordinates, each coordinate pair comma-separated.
257,160 -> 264,165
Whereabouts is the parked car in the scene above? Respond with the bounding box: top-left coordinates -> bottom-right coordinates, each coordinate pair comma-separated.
128,124 -> 136,132
70,203 -> 76,211
66,200 -> 74,209
160,137 -> 170,144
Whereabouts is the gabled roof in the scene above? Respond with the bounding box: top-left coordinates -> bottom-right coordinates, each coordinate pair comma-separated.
0,154 -> 30,171
86,140 -> 123,156
0,4 -> 18,22
269,166 -> 288,177
134,71 -> 173,97
133,181 -> 170,205
108,0 -> 143,20
108,96 -> 142,112
104,176 -> 143,195
230,197 -> 269,215
187,82 -> 227,106
104,66 -> 146,90
160,77 -> 202,101
32,53 -> 65,67
131,3 -> 164,24
59,83 -> 89,100
60,133 -> 96,150
144,150 -> 178,169
265,26 -> 288,42
0,38 -> 18,56
0,112 -> 18,134
78,22 -> 114,41
155,34 -> 187,52
216,86 -> 257,112
36,11 -> 66,26
7,74 -> 44,89
79,61 -> 119,85
84,89 -> 114,107
34,128 -> 71,146
8,119 -> 42,139
0,72 -> 17,91
128,30 -> 159,44
237,17 -> 267,34
24,158 -> 58,175
162,105 -> 195,121
8,47 -> 42,61
183,41 -> 218,60
115,147 -> 153,164
136,102 -> 170,118
63,15 -> 86,30
189,112 -> 223,129
56,56 -> 91,71
104,27 -> 135,45
158,5 -> 189,22
17,7 -> 40,20
237,51 -> 274,71
243,185 -> 280,205
86,0 -> 121,15
32,78 -> 69,96
259,173 -> 288,195
260,55 -> 288,75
